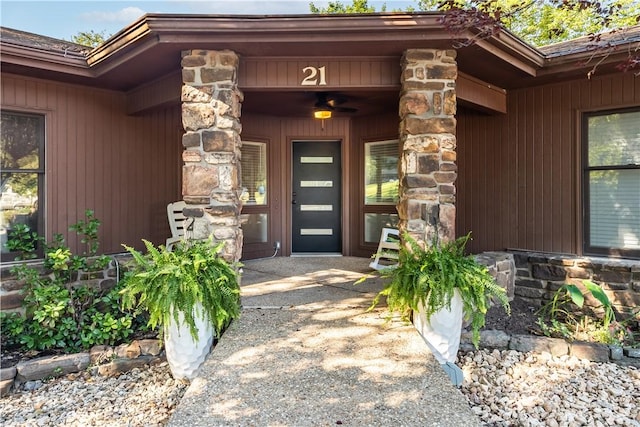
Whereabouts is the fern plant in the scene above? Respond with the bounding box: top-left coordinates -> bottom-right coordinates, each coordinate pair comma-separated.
371,232 -> 510,347
120,239 -> 241,341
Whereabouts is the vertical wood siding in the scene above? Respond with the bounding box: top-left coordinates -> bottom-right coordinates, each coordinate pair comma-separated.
457,72 -> 640,255
1,73 -> 183,255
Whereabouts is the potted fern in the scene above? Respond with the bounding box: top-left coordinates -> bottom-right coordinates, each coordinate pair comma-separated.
370,232 -> 510,378
120,238 -> 241,380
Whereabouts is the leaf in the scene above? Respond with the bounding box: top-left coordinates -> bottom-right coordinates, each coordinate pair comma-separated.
583,280 -> 611,308
563,284 -> 584,308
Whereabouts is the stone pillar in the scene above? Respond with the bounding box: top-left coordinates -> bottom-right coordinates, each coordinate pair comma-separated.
398,49 -> 457,247
180,50 -> 244,262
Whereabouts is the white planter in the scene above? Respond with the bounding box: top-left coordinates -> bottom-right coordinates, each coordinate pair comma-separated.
164,303 -> 214,381
413,289 -> 464,364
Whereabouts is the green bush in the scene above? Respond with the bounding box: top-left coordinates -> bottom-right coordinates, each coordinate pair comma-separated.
1,211 -> 150,353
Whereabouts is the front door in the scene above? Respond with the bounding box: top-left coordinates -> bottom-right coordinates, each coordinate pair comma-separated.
292,141 -> 342,253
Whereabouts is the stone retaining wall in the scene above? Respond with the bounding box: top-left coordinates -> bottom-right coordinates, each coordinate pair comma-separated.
511,251 -> 640,315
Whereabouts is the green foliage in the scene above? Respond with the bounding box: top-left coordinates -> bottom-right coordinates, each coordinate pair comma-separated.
310,0 -> 383,13
5,224 -> 41,260
0,281 -> 145,352
416,0 -> 640,46
70,30 -> 109,48
1,210 -> 149,353
120,239 -> 242,342
536,280 -> 637,346
370,232 -> 510,347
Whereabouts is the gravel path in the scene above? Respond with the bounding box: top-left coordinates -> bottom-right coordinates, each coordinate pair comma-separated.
1,350 -> 639,426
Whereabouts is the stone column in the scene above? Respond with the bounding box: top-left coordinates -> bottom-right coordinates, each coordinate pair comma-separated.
398,49 -> 457,247
180,50 -> 244,262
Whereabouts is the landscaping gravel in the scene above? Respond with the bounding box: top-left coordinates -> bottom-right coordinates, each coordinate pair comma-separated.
0,362 -> 187,427
459,349 -> 640,427
1,348 -> 639,426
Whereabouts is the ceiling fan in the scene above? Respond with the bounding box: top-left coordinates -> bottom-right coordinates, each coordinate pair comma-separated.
314,92 -> 358,115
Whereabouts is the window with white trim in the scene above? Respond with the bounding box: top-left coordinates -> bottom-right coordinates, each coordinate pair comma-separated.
583,108 -> 640,258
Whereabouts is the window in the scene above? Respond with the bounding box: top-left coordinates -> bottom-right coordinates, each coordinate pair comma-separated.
1,112 -> 45,261
240,141 -> 268,245
363,140 -> 399,243
583,108 -> 640,258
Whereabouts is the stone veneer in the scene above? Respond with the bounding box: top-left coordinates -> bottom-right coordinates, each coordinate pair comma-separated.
397,49 -> 457,247
180,49 -> 244,263
512,251 -> 640,315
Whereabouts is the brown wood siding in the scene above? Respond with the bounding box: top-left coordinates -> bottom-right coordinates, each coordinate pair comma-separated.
457,72 -> 640,255
1,73 -> 183,255
239,58 -> 401,89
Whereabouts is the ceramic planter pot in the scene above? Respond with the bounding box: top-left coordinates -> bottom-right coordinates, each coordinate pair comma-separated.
164,303 -> 214,380
413,289 -> 464,364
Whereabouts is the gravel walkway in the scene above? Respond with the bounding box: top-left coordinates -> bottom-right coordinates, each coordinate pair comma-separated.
2,348 -> 639,426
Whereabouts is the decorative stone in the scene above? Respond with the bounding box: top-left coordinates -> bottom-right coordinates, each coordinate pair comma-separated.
570,342 -> 610,362
0,366 -> 16,381
532,264 -> 567,281
403,175 -> 437,188
0,291 -> 23,309
115,341 -> 141,359
15,353 -> 91,382
609,346 -> 623,360
0,379 -> 13,397
137,339 -> 163,356
404,117 -> 456,135
90,345 -> 116,364
624,347 -> 640,358
509,335 -> 569,357
201,67 -> 235,83
181,54 -> 207,68
182,164 -> 219,197
97,356 -> 154,377
400,92 -> 430,116
417,154 -> 439,174
182,104 -> 216,131
202,130 -> 235,152
181,85 -> 213,103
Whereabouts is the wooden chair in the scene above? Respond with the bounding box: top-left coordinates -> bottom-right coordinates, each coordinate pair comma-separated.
369,227 -> 400,270
166,201 -> 188,251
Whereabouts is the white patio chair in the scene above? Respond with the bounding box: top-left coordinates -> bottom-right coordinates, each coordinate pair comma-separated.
369,227 -> 400,270
166,201 -> 188,251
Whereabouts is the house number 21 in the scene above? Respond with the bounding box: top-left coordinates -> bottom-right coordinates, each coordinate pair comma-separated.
301,66 -> 327,86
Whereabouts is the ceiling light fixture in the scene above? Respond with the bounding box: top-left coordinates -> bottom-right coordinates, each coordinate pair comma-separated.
313,109 -> 332,120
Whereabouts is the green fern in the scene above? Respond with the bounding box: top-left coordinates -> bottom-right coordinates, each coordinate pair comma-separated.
120,239 -> 241,342
371,232 -> 510,348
